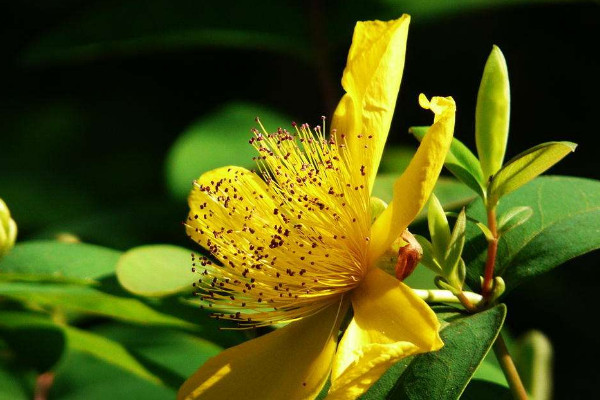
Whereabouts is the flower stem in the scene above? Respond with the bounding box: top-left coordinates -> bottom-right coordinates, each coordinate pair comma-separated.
494,333 -> 529,400
412,289 -> 482,308
481,206 -> 498,300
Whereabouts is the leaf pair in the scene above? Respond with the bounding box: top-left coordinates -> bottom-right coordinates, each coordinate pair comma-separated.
411,46 -> 576,209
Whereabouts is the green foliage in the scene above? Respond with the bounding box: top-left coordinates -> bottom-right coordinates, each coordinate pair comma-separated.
361,305 -> 506,399
411,127 -> 485,196
117,245 -> 197,297
0,312 -> 66,372
514,330 -> 553,400
0,282 -> 195,329
165,102 -> 292,201
476,46 -> 510,180
372,175 -> 476,220
463,176 -> 600,293
0,241 -> 120,282
487,142 -> 577,206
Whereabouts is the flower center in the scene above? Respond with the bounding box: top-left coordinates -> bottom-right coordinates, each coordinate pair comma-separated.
185,119 -> 371,327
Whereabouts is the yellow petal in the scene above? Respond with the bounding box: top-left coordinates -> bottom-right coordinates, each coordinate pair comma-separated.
332,15 -> 410,193
327,268 -> 443,399
178,301 -> 347,400
369,95 -> 456,264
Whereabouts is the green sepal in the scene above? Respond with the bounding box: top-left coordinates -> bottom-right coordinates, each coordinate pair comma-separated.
476,45 -> 511,180
488,141 -> 577,205
410,126 -> 485,197
497,206 -> 533,235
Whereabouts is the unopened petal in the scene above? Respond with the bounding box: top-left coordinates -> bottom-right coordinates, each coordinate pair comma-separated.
332,15 -> 410,192
178,301 -> 346,400
369,96 -> 456,263
327,268 -> 442,399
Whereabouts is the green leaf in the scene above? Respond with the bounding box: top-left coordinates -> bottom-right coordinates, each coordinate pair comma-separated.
386,304 -> 506,399
0,363 -> 28,400
461,380 -> 511,399
51,351 -> 174,400
0,241 -> 120,282
488,142 -> 577,205
91,323 -> 223,388
361,305 -> 506,399
514,330 -> 553,400
0,312 -> 66,372
463,176 -> 600,293
373,176 -> 476,220
117,245 -> 197,297
165,102 -> 292,201
444,209 -> 466,282
0,282 -> 196,330
428,194 -> 452,262
22,0 -> 310,66
411,126 -> 485,196
476,45 -> 511,180
497,206 -> 533,235
379,146 -> 415,174
64,326 -> 162,384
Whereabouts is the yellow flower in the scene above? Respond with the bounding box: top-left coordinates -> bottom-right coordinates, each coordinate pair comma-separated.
179,15 -> 456,400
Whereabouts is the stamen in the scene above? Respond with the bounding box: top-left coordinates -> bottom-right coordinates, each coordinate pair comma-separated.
185,120 -> 371,328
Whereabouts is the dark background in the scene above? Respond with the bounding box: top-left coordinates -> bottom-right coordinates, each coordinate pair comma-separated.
2,1 -> 598,397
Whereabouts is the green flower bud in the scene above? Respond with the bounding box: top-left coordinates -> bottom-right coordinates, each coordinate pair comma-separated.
0,198 -> 17,258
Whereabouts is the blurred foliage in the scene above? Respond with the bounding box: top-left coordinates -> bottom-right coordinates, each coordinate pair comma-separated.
1,0 -> 599,398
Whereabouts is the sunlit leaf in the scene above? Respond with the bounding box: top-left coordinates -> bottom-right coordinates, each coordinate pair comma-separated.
476,45 -> 510,181
464,176 -> 600,293
117,245 -> 197,297
0,282 -> 196,330
165,102 -> 292,201
0,241 -> 120,282
488,142 -> 577,205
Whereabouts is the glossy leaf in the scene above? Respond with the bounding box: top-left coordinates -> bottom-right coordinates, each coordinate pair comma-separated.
0,282 -> 196,329
411,126 -> 485,196
165,102 -> 292,200
488,142 -> 577,205
0,241 -> 120,282
117,245 -> 197,297
476,45 -> 510,180
372,176 -> 476,221
360,305 -> 506,399
464,176 -> 600,293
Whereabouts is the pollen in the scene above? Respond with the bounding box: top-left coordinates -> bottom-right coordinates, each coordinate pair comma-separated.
184,119 -> 374,328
